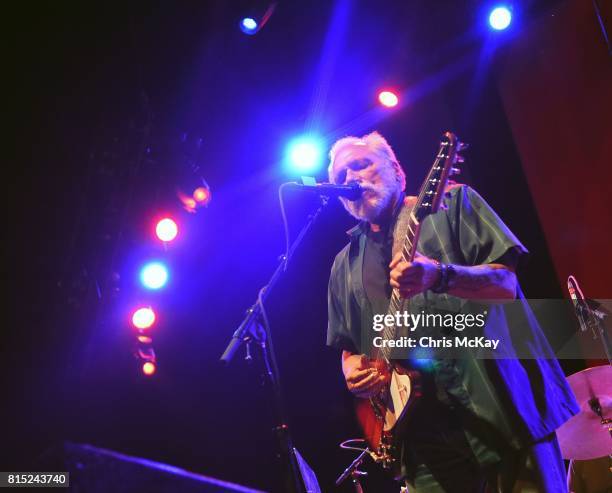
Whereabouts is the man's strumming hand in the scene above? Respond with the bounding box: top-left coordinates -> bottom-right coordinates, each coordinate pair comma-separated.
342,353 -> 388,399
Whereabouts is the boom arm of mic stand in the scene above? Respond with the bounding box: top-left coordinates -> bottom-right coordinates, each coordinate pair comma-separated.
219,196 -> 329,364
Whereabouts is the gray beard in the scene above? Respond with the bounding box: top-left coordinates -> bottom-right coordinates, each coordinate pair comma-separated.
341,183 -> 398,223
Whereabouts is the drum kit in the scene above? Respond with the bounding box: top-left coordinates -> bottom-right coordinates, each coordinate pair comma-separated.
557,278 -> 611,463
556,364 -> 611,461
555,280 -> 611,492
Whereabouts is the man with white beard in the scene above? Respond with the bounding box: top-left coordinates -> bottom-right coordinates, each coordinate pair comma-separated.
325,132 -> 578,492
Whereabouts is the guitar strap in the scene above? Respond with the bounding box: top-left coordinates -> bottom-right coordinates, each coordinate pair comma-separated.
391,196 -> 417,263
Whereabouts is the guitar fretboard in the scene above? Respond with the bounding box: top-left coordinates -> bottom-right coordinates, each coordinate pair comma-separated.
378,141 -> 454,362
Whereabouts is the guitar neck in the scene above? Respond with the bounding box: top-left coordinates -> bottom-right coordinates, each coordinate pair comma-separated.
397,149 -> 447,264
377,132 -> 461,361
379,214 -> 420,362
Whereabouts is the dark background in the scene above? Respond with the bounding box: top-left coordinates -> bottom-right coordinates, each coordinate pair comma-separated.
4,0 -> 610,491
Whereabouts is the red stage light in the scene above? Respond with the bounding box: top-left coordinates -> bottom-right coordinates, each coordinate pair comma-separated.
193,187 -> 209,203
177,179 -> 211,213
177,191 -> 197,213
131,307 -> 156,330
378,90 -> 399,108
155,218 -> 178,242
142,361 -> 156,376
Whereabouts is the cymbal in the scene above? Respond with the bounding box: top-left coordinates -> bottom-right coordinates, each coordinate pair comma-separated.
556,365 -> 612,460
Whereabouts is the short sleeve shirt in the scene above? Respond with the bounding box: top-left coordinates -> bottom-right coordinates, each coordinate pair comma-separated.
327,185 -> 578,448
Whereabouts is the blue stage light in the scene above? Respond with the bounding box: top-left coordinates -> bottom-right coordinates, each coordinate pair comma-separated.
240,17 -> 258,35
412,358 -> 433,370
140,262 -> 169,290
488,6 -> 512,31
285,136 -> 324,174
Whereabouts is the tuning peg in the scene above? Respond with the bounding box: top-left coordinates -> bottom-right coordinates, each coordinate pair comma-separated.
454,155 -> 465,164
458,142 -> 469,151
450,167 -> 461,175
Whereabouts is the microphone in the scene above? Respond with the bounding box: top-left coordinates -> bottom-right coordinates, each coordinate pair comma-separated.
284,181 -> 364,201
567,275 -> 593,332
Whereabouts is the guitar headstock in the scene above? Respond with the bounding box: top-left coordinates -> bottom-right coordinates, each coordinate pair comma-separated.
414,131 -> 467,221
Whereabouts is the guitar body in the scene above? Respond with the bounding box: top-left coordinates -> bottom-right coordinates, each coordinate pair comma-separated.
354,362 -> 422,479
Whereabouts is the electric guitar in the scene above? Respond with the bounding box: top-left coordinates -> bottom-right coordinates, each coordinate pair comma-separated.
355,131 -> 466,478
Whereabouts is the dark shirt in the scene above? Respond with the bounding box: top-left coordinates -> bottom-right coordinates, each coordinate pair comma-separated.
363,208 -> 395,318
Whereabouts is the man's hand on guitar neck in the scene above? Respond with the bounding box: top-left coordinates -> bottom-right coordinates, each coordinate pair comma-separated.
389,251 -> 518,300
389,251 -> 441,298
342,352 -> 389,399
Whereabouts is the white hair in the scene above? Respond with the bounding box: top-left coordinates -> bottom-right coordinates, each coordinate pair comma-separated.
327,131 -> 406,190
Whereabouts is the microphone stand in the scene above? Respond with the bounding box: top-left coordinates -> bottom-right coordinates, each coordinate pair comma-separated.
220,195 -> 330,493
587,306 -> 612,365
335,448 -> 369,492
568,276 -> 612,364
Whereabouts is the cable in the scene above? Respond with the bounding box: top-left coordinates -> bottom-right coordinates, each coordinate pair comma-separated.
257,286 -> 280,386
339,438 -> 369,453
278,183 -> 292,270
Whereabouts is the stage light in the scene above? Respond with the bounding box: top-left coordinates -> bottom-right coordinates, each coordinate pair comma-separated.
139,262 -> 169,290
489,6 -> 512,30
412,358 -> 433,370
378,90 -> 399,108
193,186 -> 211,205
240,17 -> 258,35
285,136 -> 324,174
177,178 -> 211,213
155,218 -> 178,242
132,307 -> 156,330
178,192 -> 197,213
142,361 -> 156,376
239,5 -> 276,36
